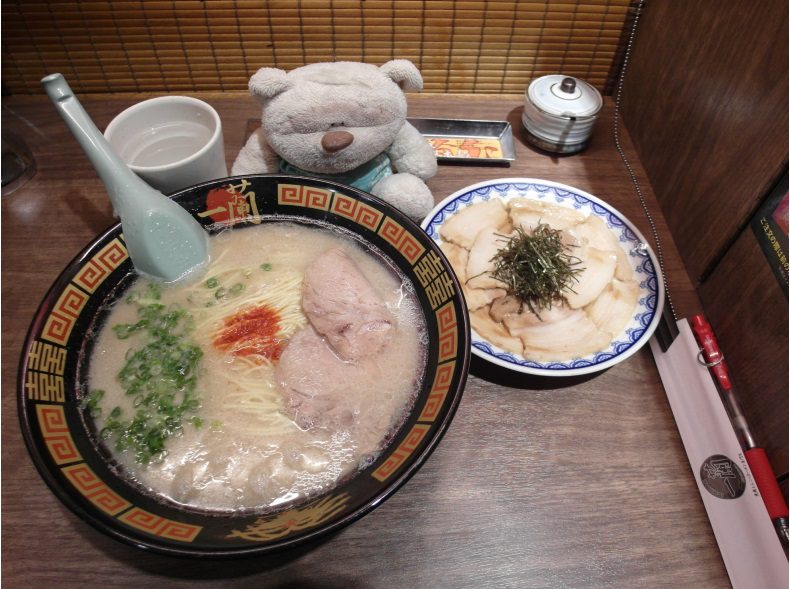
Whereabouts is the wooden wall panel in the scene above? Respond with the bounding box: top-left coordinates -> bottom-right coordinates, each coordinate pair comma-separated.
698,228 -> 788,478
622,0 -> 788,474
620,0 -> 788,283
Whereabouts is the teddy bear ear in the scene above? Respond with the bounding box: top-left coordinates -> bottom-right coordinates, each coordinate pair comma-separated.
249,67 -> 291,102
379,60 -> 424,92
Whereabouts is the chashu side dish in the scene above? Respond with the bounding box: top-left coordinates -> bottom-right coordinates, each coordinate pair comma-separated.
438,197 -> 639,362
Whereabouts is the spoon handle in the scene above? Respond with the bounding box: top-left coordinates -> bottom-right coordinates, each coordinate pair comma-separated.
41,73 -> 209,283
41,73 -> 151,215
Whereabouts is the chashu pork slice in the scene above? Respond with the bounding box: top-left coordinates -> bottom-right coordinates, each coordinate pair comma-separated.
565,214 -> 633,281
585,278 -> 640,336
484,294 -> 611,361
469,306 -> 522,356
509,198 -> 587,233
511,308 -> 612,362
302,247 -> 394,361
440,241 -> 505,312
439,198 -> 510,249
465,227 -> 512,291
563,245 -> 618,309
491,295 -> 574,327
276,326 -> 383,452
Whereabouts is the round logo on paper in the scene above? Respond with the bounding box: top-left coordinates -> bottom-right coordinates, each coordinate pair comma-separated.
699,454 -> 746,499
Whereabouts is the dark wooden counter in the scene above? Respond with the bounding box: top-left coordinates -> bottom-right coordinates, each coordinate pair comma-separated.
1,93 -> 730,587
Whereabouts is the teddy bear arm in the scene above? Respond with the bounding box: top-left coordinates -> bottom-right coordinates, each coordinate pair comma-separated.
386,122 -> 438,180
230,128 -> 280,175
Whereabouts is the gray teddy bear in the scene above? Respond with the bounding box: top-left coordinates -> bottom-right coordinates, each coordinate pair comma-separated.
231,60 -> 438,221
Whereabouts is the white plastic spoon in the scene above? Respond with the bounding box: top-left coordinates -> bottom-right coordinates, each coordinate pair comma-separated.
41,73 -> 209,283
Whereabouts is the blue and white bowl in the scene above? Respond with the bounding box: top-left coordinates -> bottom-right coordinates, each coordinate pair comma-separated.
422,178 -> 664,377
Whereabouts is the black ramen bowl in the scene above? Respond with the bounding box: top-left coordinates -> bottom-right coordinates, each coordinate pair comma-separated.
18,174 -> 471,558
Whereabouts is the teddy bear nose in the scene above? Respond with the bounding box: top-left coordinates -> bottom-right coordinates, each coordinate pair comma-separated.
321,130 -> 354,153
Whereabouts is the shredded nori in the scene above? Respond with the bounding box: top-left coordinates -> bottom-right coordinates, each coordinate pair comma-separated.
489,224 -> 584,318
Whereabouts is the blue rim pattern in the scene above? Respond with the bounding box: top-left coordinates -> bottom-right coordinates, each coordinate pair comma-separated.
423,179 -> 663,376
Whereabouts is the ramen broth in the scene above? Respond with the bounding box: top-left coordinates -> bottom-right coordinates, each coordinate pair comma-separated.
88,222 -> 427,512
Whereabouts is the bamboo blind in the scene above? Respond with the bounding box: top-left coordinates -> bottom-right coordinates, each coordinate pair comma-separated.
2,0 -> 636,96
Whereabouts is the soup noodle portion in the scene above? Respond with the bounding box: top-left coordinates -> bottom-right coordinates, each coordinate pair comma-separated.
88,221 -> 427,513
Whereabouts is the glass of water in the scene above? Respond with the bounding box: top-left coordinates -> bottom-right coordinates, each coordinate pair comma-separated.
104,96 -> 227,195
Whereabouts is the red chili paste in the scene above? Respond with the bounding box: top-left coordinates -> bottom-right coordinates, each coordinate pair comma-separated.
213,305 -> 283,360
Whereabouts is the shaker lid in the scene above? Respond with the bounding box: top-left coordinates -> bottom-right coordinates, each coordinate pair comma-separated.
526,75 -> 603,118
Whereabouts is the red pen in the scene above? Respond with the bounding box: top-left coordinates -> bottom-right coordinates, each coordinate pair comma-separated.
691,314 -> 789,553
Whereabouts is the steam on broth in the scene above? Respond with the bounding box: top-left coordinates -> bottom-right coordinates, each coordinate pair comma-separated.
87,221 -> 427,512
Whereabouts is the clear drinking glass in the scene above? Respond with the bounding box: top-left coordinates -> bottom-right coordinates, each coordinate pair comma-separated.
1,131 -> 36,196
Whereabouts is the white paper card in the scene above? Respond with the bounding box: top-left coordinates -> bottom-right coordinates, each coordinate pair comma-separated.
650,319 -> 787,588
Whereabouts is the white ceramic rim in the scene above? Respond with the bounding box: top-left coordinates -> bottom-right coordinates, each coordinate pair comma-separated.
104,95 -> 222,173
421,177 -> 666,377
525,75 -> 603,119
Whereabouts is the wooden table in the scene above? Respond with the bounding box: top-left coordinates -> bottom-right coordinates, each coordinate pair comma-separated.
2,93 -> 730,587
